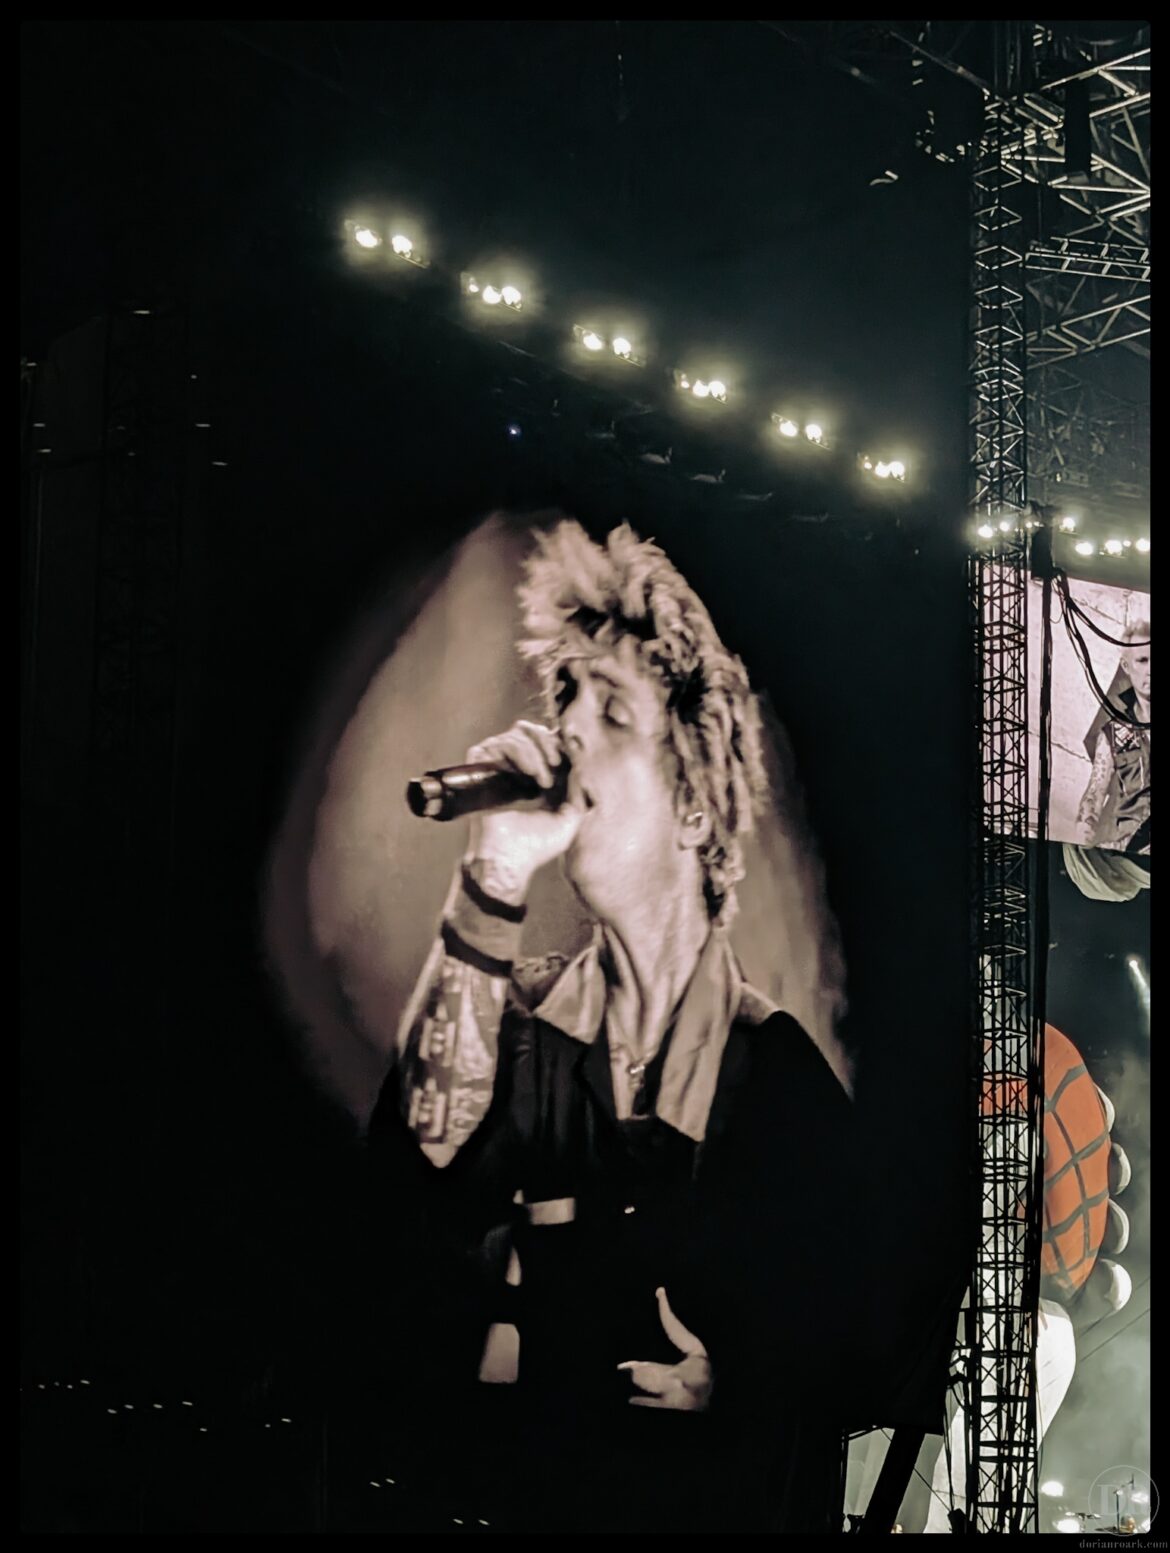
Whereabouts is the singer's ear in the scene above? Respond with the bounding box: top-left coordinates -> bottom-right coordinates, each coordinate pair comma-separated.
679,808 -> 712,851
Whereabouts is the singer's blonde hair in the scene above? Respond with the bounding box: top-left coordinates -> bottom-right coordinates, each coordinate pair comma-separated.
517,520 -> 768,926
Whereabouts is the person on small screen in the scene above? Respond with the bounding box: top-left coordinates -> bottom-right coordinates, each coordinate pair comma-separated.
374,520 -> 855,1532
1076,622 -> 1150,855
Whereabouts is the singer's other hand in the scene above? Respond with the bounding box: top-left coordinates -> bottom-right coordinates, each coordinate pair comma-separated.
464,721 -> 584,902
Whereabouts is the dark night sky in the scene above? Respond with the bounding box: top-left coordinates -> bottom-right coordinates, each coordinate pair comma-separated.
21,19 -> 1149,1531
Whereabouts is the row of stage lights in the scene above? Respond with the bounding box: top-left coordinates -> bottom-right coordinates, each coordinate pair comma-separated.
974,513 -> 1150,557
344,221 -> 909,482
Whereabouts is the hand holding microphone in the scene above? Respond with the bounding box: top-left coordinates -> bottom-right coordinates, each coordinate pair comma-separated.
408,721 -> 584,905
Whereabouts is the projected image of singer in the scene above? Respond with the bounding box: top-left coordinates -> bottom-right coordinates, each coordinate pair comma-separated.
1076,621 -> 1150,856
382,521 -> 854,1533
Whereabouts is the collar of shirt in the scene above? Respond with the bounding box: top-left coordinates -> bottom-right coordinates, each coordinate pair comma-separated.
531,929 -> 755,1143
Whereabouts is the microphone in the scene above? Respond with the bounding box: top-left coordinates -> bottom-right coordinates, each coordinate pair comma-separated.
406,762 -> 566,822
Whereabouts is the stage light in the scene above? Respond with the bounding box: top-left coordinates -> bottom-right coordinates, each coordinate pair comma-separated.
1136,538 -> 1150,553
352,225 -> 381,250
1128,955 -> 1149,1024
1055,1517 -> 1081,1534
1059,516 -> 1078,532
888,459 -> 906,479
581,330 -> 604,352
500,285 -> 523,309
805,422 -> 824,443
776,418 -> 799,438
1040,1481 -> 1065,1499
676,370 -> 724,401
390,233 -> 413,256
466,279 -> 480,294
482,285 -> 502,305
977,524 -> 996,540
612,336 -> 632,359
999,519 -> 1013,533
1075,540 -> 1096,556
1104,539 -> 1124,555
874,462 -> 892,479
506,422 -> 522,438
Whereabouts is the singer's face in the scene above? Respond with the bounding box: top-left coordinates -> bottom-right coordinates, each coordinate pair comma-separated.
554,636 -> 689,915
1125,642 -> 1150,701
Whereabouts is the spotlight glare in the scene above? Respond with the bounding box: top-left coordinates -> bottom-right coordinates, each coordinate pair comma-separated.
1104,539 -> 1124,555
1040,1481 -> 1065,1499
977,524 -> 996,540
500,285 -> 523,308
353,225 -> 381,250
999,519 -> 1013,533
467,279 -> 480,294
874,462 -> 891,478
692,380 -> 711,399
777,418 -> 799,438
889,459 -> 906,479
1136,537 -> 1150,553
1059,515 -> 1078,532
1074,540 -> 1096,556
581,330 -> 604,352
612,336 -> 633,359
805,422 -> 824,443
390,233 -> 414,256
708,380 -> 727,401
482,285 -> 502,305
1127,954 -> 1150,1022
1055,1517 -> 1081,1535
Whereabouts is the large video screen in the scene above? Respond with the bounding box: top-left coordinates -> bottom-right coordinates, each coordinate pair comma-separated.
22,292 -> 974,1536
255,305 -> 972,1532
1022,573 -> 1150,855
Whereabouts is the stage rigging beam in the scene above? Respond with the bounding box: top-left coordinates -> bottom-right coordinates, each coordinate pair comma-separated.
964,25 -> 1045,1535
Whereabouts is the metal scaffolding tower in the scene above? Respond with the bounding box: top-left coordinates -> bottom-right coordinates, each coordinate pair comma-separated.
1017,28 -> 1151,512
963,21 -> 1149,1536
966,31 -> 1044,1533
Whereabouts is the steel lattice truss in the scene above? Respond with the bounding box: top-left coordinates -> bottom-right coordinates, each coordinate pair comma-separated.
1015,33 -> 1150,249
965,82 -> 1045,1536
971,99 -> 1028,527
1016,31 -> 1151,506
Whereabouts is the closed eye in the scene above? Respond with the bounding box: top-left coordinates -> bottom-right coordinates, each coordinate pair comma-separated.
555,667 -> 578,714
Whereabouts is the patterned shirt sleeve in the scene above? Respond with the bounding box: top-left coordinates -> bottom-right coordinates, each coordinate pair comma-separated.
397,865 -> 526,1152
1076,727 -> 1115,844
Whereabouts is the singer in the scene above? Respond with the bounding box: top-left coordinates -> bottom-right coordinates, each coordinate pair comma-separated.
374,521 -> 855,1533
